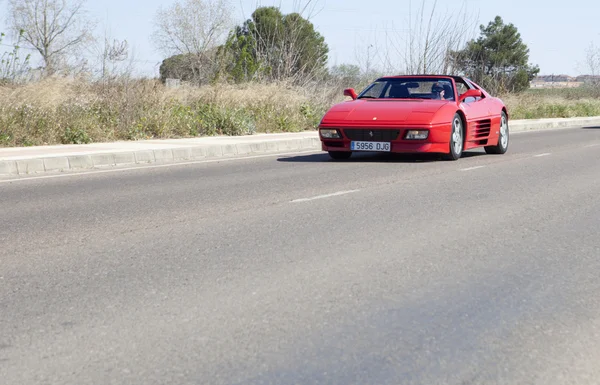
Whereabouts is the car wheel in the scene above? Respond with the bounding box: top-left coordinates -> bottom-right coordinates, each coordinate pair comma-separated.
328,151 -> 352,160
443,113 -> 464,161
485,111 -> 509,154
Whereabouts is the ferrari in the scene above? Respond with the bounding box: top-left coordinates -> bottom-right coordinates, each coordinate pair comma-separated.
318,75 -> 509,160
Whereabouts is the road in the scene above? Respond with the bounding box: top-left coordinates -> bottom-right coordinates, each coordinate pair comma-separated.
2,126 -> 600,385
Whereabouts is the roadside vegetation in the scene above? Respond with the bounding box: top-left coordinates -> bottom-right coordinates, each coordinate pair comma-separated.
2,79 -> 599,147
1,0 -> 599,147
0,78 -> 340,146
504,87 -> 600,120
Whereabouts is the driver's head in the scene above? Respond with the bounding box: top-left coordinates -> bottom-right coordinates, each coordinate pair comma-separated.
432,83 -> 444,95
432,83 -> 445,99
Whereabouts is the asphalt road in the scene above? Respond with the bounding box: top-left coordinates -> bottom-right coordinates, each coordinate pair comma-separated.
2,126 -> 600,385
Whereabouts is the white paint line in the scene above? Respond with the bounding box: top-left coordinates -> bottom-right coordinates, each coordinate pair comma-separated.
534,153 -> 551,157
460,166 -> 486,171
584,144 -> 599,148
0,150 -> 322,184
291,189 -> 360,203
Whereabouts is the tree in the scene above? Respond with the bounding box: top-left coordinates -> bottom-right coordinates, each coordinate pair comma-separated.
6,0 -> 94,76
330,64 -> 361,81
1,30 -> 32,83
327,63 -> 375,92
152,0 -> 232,56
159,50 -> 217,83
152,0 -> 233,84
383,0 -> 479,75
584,42 -> 600,84
85,24 -> 135,83
217,23 -> 262,83
219,6 -> 329,84
450,16 -> 540,93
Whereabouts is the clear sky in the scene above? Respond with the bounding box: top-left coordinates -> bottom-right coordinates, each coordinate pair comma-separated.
1,0 -> 599,77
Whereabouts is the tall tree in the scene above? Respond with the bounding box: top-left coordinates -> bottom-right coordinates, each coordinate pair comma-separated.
6,0 -> 94,75
385,0 -> 479,75
450,16 -> 540,93
152,0 -> 233,84
152,0 -> 232,56
217,22 -> 261,83
219,6 -> 329,84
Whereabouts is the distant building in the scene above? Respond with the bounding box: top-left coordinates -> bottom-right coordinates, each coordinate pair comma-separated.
531,74 -> 584,88
534,75 -> 576,82
576,75 -> 600,84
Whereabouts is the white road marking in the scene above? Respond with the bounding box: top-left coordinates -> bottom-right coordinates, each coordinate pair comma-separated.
460,166 -> 486,171
534,153 -> 551,157
584,144 -> 599,148
0,150 -> 322,184
291,189 -> 360,203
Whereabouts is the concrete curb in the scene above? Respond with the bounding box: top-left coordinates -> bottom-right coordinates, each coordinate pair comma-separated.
1,116 -> 599,177
0,136 -> 322,177
509,116 -> 600,132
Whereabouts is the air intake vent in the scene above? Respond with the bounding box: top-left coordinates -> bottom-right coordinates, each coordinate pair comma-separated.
473,119 -> 491,138
343,129 -> 401,141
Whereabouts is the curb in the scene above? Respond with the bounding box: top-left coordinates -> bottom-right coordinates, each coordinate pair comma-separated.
1,116 -> 599,177
509,116 -> 600,132
0,136 -> 322,177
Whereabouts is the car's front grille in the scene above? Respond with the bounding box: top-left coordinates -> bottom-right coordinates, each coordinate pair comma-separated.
343,129 -> 401,141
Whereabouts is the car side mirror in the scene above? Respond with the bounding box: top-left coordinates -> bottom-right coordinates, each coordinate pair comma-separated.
343,88 -> 358,100
459,89 -> 482,103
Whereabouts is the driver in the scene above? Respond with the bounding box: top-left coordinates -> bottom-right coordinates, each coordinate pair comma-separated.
431,83 -> 445,100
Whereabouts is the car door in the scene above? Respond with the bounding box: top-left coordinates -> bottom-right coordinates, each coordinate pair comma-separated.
458,80 -> 493,144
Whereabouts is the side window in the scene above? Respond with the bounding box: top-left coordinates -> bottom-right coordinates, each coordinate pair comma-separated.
456,81 -> 476,103
465,79 -> 485,101
456,82 -> 469,95
457,79 -> 485,103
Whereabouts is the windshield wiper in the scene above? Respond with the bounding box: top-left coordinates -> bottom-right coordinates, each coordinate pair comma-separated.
358,96 -> 377,99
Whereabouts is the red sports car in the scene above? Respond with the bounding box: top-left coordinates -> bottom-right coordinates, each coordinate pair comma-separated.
318,75 -> 509,160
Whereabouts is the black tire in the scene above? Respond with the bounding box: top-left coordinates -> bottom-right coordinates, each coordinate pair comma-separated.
443,113 -> 464,161
328,151 -> 352,160
485,111 -> 509,154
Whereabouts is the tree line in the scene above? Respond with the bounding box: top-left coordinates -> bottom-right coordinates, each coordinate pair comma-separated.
1,0 -> 597,93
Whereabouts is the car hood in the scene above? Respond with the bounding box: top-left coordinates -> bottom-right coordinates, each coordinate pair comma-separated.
321,99 -> 447,125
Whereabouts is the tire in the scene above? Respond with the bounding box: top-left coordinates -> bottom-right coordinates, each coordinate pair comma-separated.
443,113 -> 464,161
328,151 -> 352,160
485,111 -> 509,154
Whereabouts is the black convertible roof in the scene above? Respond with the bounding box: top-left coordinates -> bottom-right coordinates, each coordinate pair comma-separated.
377,74 -> 466,82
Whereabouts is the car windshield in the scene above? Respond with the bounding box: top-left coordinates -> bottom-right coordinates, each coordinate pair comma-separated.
358,78 -> 455,101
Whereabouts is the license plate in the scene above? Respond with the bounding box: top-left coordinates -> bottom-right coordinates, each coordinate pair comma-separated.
351,141 -> 391,152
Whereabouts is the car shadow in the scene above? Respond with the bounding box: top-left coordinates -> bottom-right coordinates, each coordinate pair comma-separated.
278,150 -> 485,163
582,126 -> 600,129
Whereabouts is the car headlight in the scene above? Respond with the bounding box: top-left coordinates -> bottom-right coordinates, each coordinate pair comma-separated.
405,130 -> 429,140
320,129 -> 341,139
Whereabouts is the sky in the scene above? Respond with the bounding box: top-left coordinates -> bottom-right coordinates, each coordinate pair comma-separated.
1,0 -> 599,77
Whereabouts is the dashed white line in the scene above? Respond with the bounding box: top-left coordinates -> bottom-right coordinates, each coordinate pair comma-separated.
534,153 -> 551,157
460,166 -> 486,171
585,144 -> 599,148
291,189 -> 360,203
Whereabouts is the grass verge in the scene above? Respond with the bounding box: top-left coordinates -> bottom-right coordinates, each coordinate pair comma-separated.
503,87 -> 600,120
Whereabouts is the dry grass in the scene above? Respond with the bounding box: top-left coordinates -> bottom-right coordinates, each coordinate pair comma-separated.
502,86 -> 600,120
1,78 -> 599,147
0,77 -> 345,147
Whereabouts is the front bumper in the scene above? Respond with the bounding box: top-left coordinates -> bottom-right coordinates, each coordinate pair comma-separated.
319,125 -> 452,154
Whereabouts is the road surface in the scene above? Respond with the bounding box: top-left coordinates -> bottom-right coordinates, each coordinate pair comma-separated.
2,126 -> 600,384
